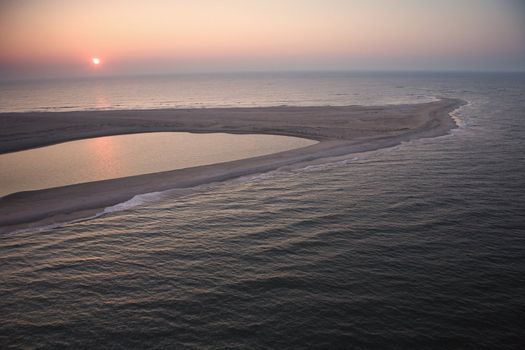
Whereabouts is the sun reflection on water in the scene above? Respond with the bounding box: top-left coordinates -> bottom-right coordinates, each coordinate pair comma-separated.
83,136 -> 122,178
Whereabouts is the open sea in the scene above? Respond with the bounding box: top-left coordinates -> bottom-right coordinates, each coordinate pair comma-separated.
1,72 -> 524,349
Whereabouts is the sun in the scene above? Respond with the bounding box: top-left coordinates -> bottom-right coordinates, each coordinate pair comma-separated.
92,57 -> 101,65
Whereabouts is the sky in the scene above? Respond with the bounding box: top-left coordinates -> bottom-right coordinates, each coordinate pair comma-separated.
1,0 -> 524,79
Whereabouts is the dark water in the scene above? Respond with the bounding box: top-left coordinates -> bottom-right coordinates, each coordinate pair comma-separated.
1,72 -> 525,349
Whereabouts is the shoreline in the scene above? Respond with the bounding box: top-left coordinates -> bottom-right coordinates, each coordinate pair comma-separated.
0,98 -> 466,233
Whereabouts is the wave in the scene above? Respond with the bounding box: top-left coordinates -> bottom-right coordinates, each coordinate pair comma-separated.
450,99 -> 471,130
100,191 -> 169,215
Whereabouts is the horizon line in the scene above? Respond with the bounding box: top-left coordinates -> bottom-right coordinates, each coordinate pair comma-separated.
2,68 -> 525,83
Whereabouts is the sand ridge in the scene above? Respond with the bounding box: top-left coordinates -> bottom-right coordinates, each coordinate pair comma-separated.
0,98 -> 466,233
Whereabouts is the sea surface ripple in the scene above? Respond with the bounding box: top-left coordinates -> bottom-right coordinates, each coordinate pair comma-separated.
1,72 -> 524,349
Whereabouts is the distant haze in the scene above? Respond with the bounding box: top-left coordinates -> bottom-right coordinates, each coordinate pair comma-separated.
1,0 -> 524,79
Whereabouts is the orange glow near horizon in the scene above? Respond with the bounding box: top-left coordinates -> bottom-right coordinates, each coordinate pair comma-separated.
1,0 -> 524,78
92,57 -> 101,65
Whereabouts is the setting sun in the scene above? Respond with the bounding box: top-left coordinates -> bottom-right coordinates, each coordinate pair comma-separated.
0,1 -> 524,348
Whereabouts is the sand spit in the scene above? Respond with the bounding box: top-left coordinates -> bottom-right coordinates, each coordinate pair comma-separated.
0,98 -> 465,233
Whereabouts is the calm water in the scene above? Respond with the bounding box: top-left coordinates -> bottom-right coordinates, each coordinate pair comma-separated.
0,132 -> 315,196
1,72 -> 525,349
0,71 -> 439,113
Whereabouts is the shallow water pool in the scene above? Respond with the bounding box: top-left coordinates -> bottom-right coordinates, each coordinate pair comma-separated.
0,132 -> 315,196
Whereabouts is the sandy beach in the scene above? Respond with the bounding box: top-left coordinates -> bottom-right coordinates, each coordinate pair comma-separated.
0,98 -> 465,233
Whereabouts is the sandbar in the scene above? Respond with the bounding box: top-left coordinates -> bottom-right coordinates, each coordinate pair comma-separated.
0,98 -> 465,233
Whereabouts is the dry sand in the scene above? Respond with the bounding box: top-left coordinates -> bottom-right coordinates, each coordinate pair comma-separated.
0,98 -> 465,233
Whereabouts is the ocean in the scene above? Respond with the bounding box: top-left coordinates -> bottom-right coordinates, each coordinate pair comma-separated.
1,72 -> 524,349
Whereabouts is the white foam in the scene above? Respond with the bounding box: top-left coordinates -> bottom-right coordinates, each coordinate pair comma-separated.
286,155 -> 365,174
235,170 -> 279,183
5,190 -> 187,235
450,100 -> 472,130
100,191 -> 168,215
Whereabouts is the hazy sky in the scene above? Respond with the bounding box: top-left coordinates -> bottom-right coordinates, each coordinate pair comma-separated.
1,0 -> 524,79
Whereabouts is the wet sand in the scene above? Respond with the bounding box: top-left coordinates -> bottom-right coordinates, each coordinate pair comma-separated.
0,98 -> 465,233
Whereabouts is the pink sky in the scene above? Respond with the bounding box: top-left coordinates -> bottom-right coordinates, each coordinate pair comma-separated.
1,0 -> 524,79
